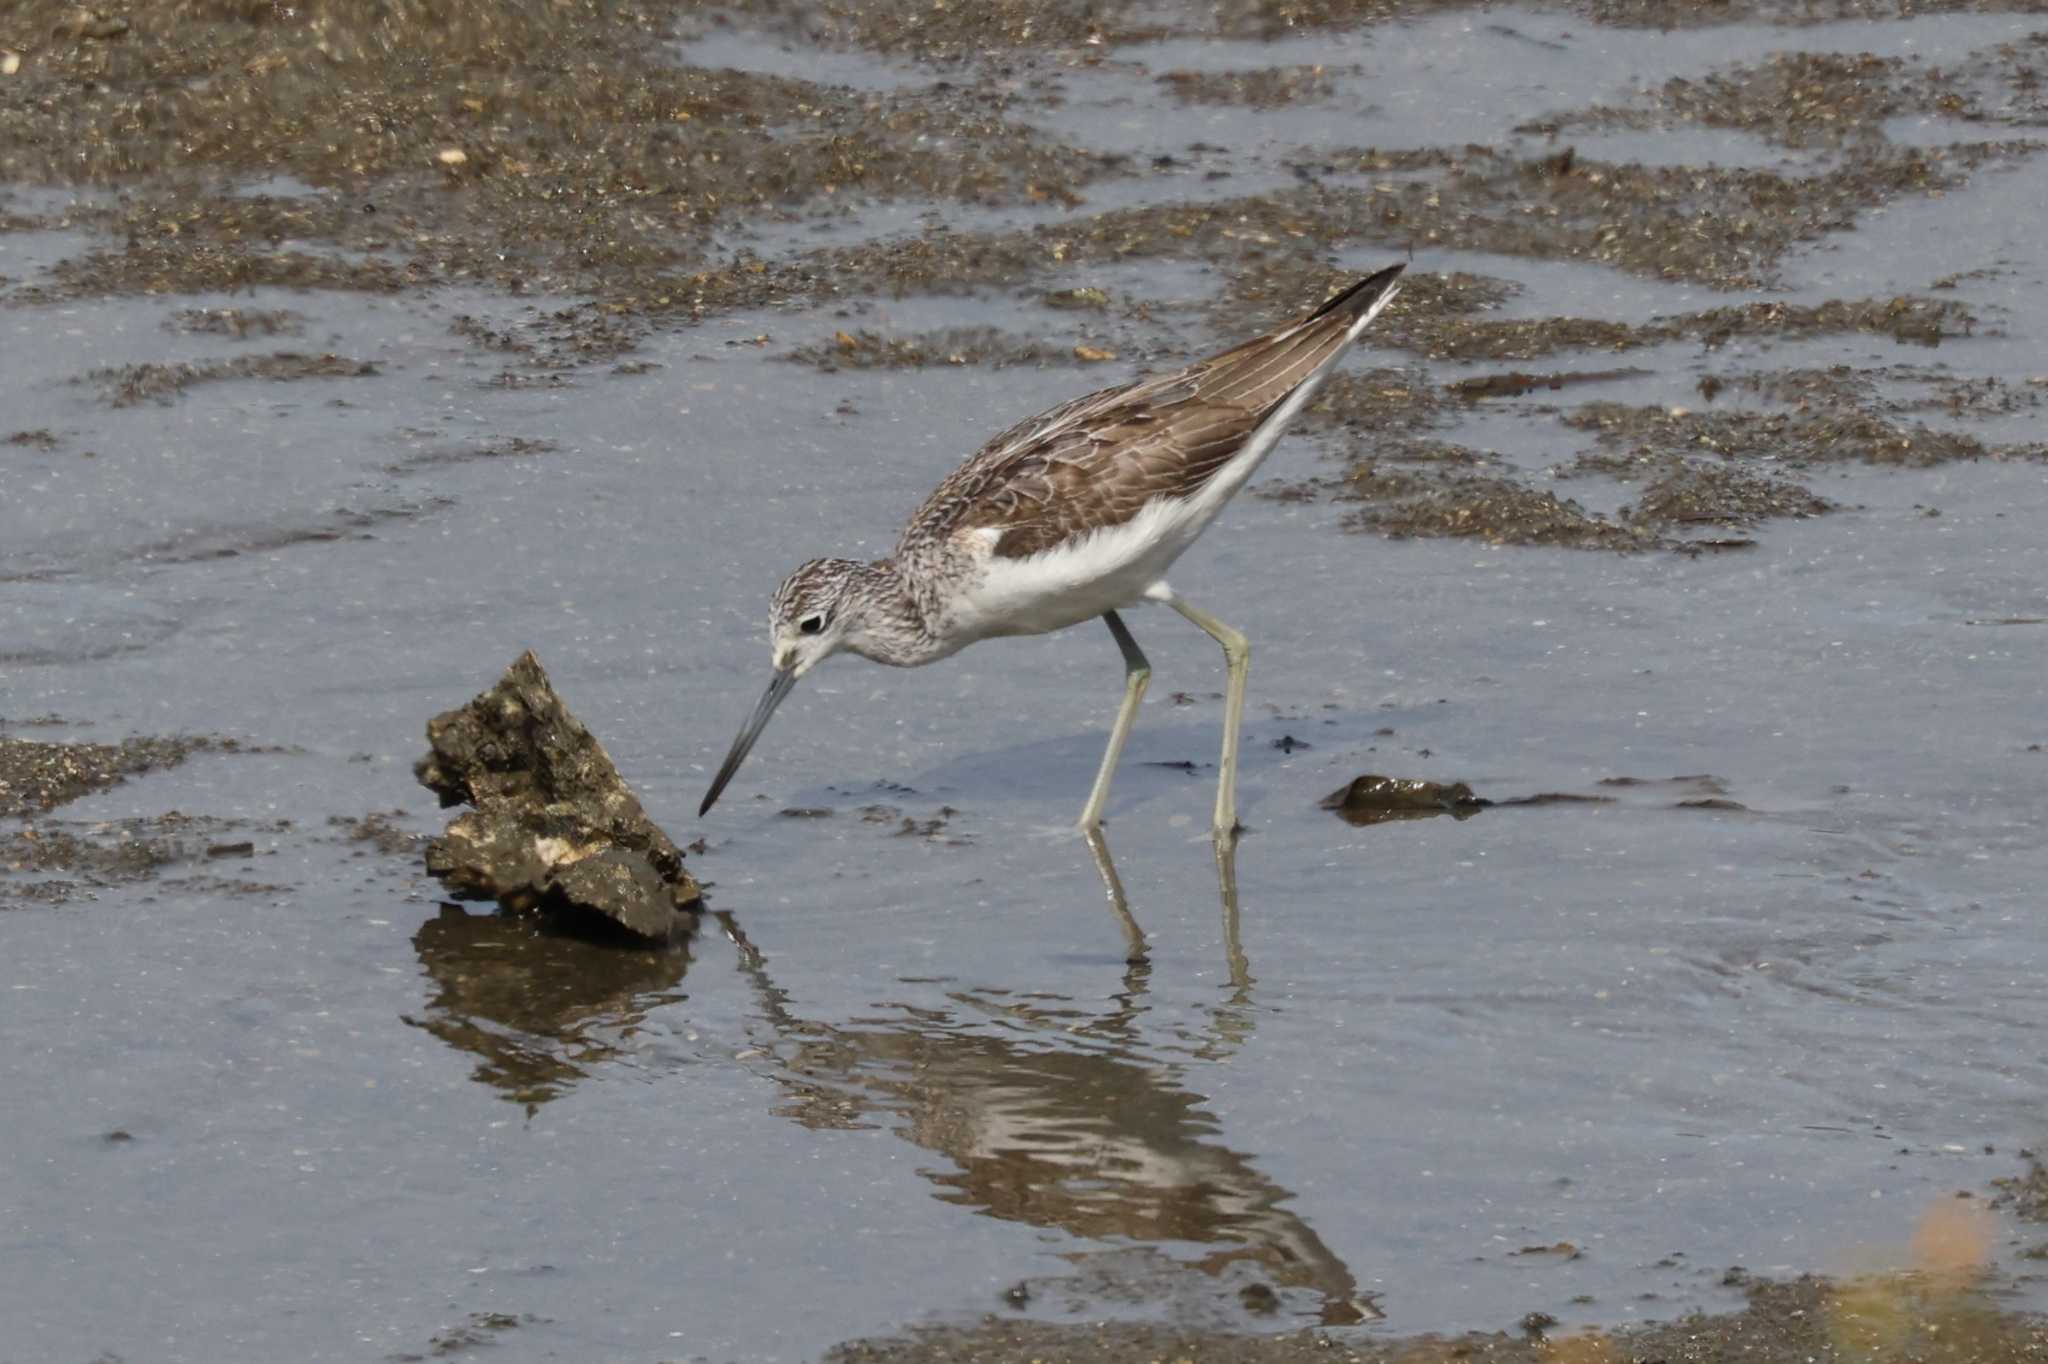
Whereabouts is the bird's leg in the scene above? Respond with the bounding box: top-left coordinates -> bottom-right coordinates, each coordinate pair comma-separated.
1079,610 -> 1151,831
1168,597 -> 1249,841
1214,834 -> 1250,992
1083,824 -> 1148,964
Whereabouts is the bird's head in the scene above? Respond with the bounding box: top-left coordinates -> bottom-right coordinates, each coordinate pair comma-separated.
766,557 -> 862,678
700,558 -> 862,817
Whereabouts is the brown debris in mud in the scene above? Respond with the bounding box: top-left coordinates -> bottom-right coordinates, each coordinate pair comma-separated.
1236,264 -> 1969,364
1450,367 -> 1652,400
84,352 -> 378,406
1,812 -> 286,905
0,733 -> 219,817
1565,400 -> 2045,469
1626,461 -> 1833,528
0,0 -> 1113,300
164,306 -> 307,338
1158,65 -> 1337,108
1992,1153 -> 2048,1222
1342,471 -> 1659,550
416,650 -> 701,942
1524,50 -> 1984,149
1308,367 -> 1448,434
829,1272 -> 2048,1364
1396,293 -> 1973,362
784,326 -> 1075,371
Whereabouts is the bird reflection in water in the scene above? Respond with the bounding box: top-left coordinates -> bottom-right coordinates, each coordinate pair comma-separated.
406,838 -> 1378,1326
718,836 -> 1378,1326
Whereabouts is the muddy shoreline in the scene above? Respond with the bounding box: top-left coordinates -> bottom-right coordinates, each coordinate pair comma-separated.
6,1 -> 2048,1359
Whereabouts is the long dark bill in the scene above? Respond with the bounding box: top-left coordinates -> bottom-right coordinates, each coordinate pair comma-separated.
699,667 -> 798,817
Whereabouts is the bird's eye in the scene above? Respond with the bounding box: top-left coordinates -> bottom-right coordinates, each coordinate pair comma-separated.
798,613 -> 826,636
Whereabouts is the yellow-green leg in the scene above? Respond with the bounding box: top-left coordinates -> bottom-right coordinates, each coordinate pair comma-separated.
1078,610 -> 1151,831
1170,597 -> 1249,840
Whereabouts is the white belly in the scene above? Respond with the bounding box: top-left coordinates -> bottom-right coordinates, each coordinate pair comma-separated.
949,495 -> 1211,640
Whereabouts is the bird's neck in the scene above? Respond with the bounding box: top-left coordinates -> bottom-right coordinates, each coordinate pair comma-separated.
843,559 -> 947,667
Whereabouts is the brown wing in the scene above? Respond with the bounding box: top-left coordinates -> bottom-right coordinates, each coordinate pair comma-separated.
900,266 -> 1404,560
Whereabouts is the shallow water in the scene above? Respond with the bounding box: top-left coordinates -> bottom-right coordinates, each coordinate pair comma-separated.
5,6 -> 2048,1363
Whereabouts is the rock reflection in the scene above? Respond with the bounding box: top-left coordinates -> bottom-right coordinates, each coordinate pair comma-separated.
713,836 -> 1377,1327
405,902 -> 691,1113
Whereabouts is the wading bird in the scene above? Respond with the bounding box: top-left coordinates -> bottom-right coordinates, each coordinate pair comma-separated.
700,265 -> 1405,840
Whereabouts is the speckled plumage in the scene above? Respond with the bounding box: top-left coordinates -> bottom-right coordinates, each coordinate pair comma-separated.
701,265 -> 1406,831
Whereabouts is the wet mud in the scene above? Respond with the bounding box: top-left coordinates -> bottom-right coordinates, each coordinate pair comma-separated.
830,1271 -> 2048,1364
7,0 -> 2048,1360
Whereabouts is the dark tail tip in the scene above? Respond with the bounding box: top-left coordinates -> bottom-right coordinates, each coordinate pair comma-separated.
1307,262 -> 1406,323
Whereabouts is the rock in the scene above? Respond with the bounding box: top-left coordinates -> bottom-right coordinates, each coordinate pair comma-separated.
1319,773 -> 1487,825
416,651 -> 700,942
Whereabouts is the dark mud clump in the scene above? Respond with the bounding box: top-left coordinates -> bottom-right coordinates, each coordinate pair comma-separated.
84,353 -> 379,407
0,733 -> 218,816
416,650 -> 701,942
1321,774 -> 1487,825
6,428 -> 63,450
783,327 -> 1076,371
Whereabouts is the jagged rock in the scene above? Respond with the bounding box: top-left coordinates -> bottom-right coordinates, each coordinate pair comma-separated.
416,651 -> 699,941
1320,774 -> 1487,826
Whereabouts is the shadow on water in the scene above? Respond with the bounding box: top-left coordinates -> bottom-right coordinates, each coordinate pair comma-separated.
405,841 -> 1377,1326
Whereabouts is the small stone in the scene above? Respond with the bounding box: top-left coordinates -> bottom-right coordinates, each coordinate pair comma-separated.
436,147 -> 469,167
56,8 -> 129,39
1,50 -> 22,76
